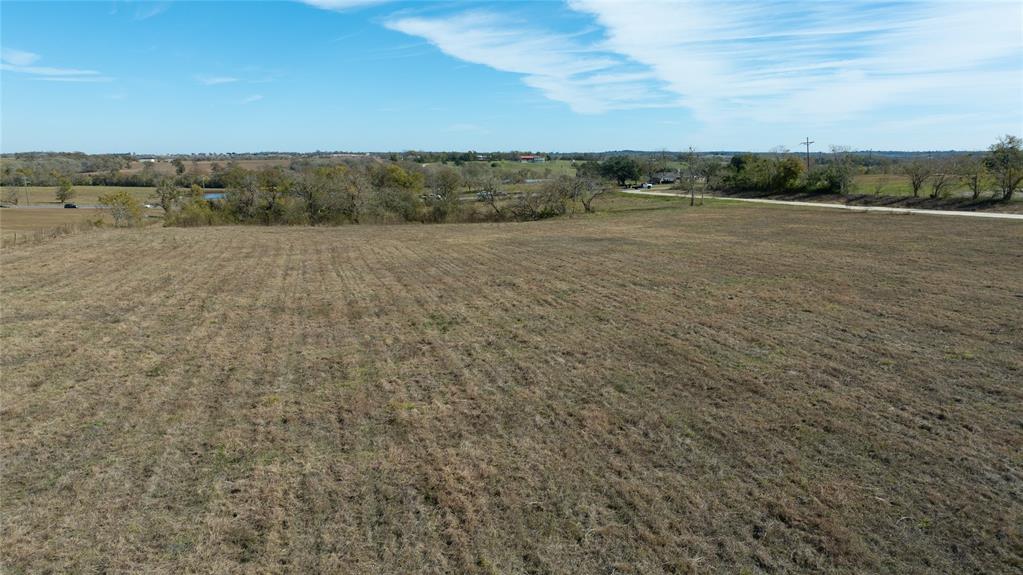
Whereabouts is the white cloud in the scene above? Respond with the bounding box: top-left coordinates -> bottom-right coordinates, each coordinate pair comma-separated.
568,0 -> 1023,124
1,48 -> 40,66
36,76 -> 113,83
300,0 -> 388,11
133,3 -> 169,20
242,94 -> 264,103
197,75 -> 240,85
381,0 -> 1021,139
445,123 -> 488,133
385,11 -> 676,113
1,48 -> 110,80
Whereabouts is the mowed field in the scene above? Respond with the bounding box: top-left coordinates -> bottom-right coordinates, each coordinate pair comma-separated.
1,201 -> 1021,574
3,185 -> 156,205
0,207 -> 111,246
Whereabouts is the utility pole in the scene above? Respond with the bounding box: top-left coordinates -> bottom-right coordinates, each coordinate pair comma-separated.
801,137 -> 814,171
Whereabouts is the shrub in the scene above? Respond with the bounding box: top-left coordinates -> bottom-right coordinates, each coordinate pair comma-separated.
97,189 -> 143,227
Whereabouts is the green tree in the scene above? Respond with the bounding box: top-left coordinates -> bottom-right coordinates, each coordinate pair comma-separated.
153,178 -> 181,213
771,157 -> 804,191
55,179 -> 75,203
98,189 -> 143,227
426,165 -> 463,221
171,158 -> 186,175
986,134 -> 1023,201
601,156 -> 642,187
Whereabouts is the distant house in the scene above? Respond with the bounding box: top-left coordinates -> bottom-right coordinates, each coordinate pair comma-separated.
519,155 -> 546,163
651,171 -> 679,184
139,158 -> 157,163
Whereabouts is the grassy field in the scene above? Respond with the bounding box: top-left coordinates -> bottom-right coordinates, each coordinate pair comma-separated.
0,207 -> 110,246
2,185 -> 156,206
119,158 -> 294,176
0,206 -> 163,246
852,174 -> 999,199
2,200 -> 1021,573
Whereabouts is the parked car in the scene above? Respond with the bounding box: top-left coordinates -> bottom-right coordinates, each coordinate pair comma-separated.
63,203 -> 77,208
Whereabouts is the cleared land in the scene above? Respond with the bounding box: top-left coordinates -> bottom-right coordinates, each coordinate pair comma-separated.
0,207 -> 110,246
1,185 -> 156,206
0,206 -> 163,246
2,201 -> 1021,573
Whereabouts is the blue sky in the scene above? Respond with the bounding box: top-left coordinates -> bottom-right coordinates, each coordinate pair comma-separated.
1,0 -> 1021,153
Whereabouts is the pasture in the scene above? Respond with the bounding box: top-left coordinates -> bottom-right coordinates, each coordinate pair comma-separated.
1,200 -> 1021,573
0,207 -> 109,246
1,185 -> 156,206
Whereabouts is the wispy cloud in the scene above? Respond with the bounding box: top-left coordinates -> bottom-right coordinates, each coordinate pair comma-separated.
1,48 -> 39,66
1,48 -> 111,81
36,76 -> 113,83
133,2 -> 169,20
385,11 -> 676,113
381,1 -> 1022,129
241,94 -> 264,104
568,0 -> 1023,123
444,123 -> 489,133
196,75 -> 240,85
300,0 -> 388,11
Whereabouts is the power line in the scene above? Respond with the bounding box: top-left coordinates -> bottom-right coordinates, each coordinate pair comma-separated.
801,137 -> 814,171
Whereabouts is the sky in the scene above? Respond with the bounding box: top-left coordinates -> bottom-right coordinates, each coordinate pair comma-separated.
1,0 -> 1021,153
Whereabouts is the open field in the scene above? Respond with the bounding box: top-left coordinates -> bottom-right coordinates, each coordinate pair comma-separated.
0,207 -> 110,246
1,185 -> 157,206
852,174 -> 1008,200
119,158 -> 294,176
2,202 -> 1022,573
0,206 -> 163,246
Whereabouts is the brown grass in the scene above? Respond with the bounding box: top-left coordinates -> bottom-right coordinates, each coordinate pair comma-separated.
1,201 -> 1021,573
119,158 -> 293,176
3,185 -> 156,206
0,208 -> 109,246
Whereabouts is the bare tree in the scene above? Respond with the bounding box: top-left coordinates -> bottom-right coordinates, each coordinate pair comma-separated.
929,163 -> 955,199
477,175 -> 505,217
955,155 -> 987,200
872,175 -> 890,196
575,177 -> 612,213
903,159 -> 932,198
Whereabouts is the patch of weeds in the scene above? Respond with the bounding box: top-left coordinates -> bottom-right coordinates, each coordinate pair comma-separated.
145,364 -> 166,377
943,349 -> 976,361
424,312 -> 462,334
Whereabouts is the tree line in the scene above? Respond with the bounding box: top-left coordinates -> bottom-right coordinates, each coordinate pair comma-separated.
718,135 -> 1022,201
120,160 -> 616,228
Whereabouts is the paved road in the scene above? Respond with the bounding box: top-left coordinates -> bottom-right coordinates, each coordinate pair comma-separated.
623,190 -> 1023,221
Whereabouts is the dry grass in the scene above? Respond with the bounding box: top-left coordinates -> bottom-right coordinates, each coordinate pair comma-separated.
3,185 -> 156,206
119,158 -> 294,176
1,201 -> 1021,574
0,208 -> 109,246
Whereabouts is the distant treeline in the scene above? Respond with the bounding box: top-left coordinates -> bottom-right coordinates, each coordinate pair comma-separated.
132,159 -> 614,228
3,137 -> 1019,204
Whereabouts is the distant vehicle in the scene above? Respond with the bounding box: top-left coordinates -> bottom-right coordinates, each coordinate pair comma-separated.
640,183 -> 653,189
63,203 -> 77,208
